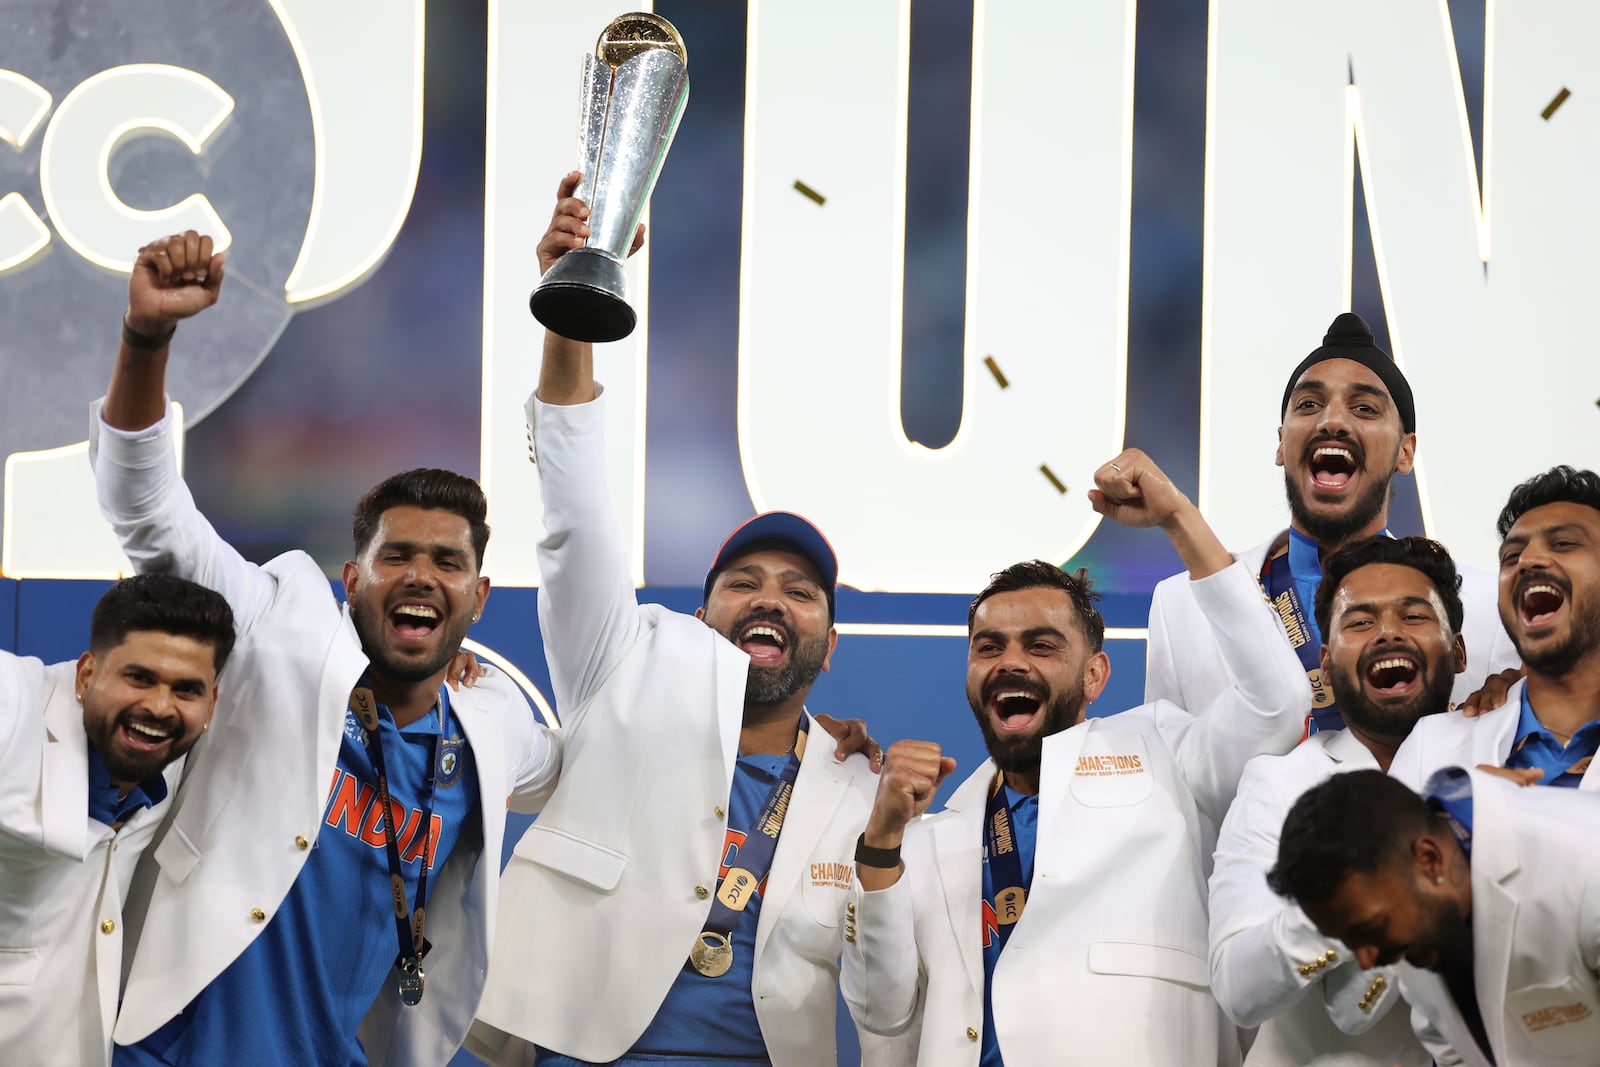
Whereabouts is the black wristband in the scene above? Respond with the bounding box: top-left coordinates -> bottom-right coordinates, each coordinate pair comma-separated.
122,319 -> 176,351
855,832 -> 901,869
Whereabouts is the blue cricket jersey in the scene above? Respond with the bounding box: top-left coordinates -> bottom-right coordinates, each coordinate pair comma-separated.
114,692 -> 478,1067
86,745 -> 168,826
980,787 -> 1038,1067
1507,685 -> 1600,787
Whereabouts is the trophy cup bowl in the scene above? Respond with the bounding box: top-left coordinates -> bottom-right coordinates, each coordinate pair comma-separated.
530,12 -> 689,343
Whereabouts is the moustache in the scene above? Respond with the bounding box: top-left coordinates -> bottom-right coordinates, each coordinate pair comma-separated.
1303,435 -> 1365,468
731,610 -> 796,648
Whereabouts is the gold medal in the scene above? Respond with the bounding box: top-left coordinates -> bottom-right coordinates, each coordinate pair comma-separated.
688,931 -> 734,977
995,885 -> 1027,925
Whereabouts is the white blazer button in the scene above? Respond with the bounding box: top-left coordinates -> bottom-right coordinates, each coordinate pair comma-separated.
295,835 -> 309,850
100,919 -> 115,935
966,1027 -> 978,1041
714,806 -> 726,819
694,885 -> 710,899
250,908 -> 267,922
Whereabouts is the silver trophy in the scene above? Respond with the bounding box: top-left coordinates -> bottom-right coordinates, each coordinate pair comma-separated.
530,13 -> 689,342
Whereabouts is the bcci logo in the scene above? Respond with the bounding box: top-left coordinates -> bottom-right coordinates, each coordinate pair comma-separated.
0,0 -> 421,523
437,734 -> 463,789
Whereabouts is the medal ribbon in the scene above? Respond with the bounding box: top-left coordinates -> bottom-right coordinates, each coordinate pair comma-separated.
702,717 -> 810,937
983,776 -> 1029,954
1260,547 -> 1344,734
350,684 -> 448,1004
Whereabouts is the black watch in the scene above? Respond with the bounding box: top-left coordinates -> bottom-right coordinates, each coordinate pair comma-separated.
855,832 -> 902,868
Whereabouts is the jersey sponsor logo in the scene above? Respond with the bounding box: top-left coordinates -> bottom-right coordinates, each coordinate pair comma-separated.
344,709 -> 368,748
323,768 -> 442,869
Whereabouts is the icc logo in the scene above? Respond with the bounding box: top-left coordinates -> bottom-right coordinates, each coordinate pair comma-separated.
0,0 -> 423,488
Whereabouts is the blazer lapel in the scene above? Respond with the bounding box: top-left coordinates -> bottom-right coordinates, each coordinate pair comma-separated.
935,762 -> 995,1004
713,640 -> 747,786
41,671 -> 89,858
1468,776 -> 1521,1059
1035,720 -> 1090,845
754,712 -> 848,961
1323,725 -> 1378,770
453,690 -> 506,860
1403,968 -> 1495,1067
1486,680 -> 1526,767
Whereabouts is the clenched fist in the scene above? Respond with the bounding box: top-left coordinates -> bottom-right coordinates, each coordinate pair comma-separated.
126,230 -> 225,336
864,739 -> 956,849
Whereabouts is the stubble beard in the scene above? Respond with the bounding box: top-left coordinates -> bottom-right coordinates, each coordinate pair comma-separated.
350,596 -> 471,685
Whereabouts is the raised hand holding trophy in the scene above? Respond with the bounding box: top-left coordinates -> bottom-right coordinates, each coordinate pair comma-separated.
530,13 -> 689,343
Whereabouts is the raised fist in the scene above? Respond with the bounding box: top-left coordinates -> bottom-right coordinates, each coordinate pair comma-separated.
126,230 -> 225,333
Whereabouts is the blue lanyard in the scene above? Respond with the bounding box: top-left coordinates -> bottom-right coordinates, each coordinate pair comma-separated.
704,717 -> 809,935
1260,547 -> 1343,733
983,778 -> 1029,954
349,684 -> 448,1005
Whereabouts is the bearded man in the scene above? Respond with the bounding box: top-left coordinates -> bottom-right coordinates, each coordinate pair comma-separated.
1208,536 -> 1470,1066
1145,313 -> 1519,734
838,449 -> 1310,1066
467,174 -> 882,1067
1391,465 -> 1600,793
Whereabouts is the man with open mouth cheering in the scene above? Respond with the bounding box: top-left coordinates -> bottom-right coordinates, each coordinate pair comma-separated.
0,574 -> 233,1067
1391,466 -> 1600,795
839,449 -> 1310,1066
1144,313 -> 1519,737
94,231 -> 562,1067
467,174 -> 882,1067
1208,535 -> 1471,1066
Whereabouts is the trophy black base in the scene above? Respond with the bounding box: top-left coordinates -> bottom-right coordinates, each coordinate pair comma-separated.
529,247 -> 637,343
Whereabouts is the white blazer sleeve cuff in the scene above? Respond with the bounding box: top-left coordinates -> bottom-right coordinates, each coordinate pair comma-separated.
88,397 -> 174,469
1324,959 -> 1403,1034
1211,900 -> 1348,1027
841,876 -> 922,1036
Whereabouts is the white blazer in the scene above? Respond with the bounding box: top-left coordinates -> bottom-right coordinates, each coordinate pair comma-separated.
1389,680 -> 1600,794
90,406 -> 562,1066
0,655 -> 180,1067
1396,770 -> 1600,1066
466,394 -> 881,1067
1146,532 -> 1519,714
1209,728 -> 1430,1066
841,561 -> 1312,1067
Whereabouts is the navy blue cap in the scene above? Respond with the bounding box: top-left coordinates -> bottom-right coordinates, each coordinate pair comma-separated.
703,511 -> 839,608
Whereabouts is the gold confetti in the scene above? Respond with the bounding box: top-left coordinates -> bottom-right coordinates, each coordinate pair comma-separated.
1039,464 -> 1067,494
793,180 -> 826,205
1542,88 -> 1571,120
983,356 -> 1009,389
